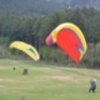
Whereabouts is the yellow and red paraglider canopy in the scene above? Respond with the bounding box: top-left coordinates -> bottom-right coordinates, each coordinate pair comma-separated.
45,22 -> 87,63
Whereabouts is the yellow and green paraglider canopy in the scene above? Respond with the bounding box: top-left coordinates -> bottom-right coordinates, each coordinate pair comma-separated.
10,41 -> 40,61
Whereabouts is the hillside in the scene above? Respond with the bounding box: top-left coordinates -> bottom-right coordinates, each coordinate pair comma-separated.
0,0 -> 63,15
0,0 -> 100,15
49,0 -> 100,9
0,59 -> 100,100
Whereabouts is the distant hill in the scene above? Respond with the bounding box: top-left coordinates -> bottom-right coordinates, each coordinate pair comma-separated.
0,0 -> 100,15
49,0 -> 100,9
0,0 -> 62,15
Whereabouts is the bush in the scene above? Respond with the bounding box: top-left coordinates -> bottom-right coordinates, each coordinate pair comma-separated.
40,46 -> 69,65
39,46 -> 52,61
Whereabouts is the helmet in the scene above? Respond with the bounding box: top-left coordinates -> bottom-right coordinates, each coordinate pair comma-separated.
93,79 -> 97,82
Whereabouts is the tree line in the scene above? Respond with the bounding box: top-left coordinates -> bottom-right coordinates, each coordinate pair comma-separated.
0,7 -> 100,68
0,0 -> 100,15
0,0 -> 64,15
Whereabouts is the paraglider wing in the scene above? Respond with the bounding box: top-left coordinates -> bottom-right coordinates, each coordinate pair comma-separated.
10,41 -> 40,61
45,23 -> 87,63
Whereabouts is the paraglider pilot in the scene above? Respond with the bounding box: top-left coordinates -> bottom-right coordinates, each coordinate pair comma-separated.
89,79 -> 97,93
23,68 -> 28,75
13,67 -> 16,70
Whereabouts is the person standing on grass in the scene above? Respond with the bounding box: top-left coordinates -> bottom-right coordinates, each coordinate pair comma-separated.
23,68 -> 28,75
89,79 -> 97,93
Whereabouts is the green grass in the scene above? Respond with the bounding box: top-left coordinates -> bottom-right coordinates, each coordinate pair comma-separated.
0,59 -> 100,100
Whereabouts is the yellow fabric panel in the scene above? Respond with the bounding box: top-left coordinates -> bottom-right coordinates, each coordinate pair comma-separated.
10,41 -> 40,61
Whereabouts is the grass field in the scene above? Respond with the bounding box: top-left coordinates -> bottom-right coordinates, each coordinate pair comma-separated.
0,59 -> 100,100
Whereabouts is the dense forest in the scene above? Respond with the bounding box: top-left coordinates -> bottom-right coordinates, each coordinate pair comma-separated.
0,0 -> 100,15
0,0 -> 64,15
50,0 -> 100,9
0,6 -> 100,69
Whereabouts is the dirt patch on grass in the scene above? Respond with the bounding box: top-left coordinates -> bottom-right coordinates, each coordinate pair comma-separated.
0,78 -> 15,82
0,85 -> 5,88
51,75 -> 73,81
50,74 -> 91,82
0,66 -> 10,69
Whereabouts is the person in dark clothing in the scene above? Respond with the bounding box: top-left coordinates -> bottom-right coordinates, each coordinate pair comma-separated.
13,67 -> 16,70
89,79 -> 97,93
23,68 -> 28,75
